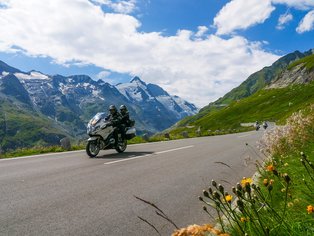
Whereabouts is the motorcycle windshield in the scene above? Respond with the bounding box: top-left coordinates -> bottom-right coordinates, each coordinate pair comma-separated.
89,112 -> 106,126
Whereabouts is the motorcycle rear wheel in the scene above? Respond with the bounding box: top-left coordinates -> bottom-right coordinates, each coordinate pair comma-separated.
86,141 -> 100,157
115,139 -> 127,153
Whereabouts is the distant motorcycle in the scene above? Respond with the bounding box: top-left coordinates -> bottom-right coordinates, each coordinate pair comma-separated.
255,123 -> 260,131
86,112 -> 136,158
263,122 -> 268,130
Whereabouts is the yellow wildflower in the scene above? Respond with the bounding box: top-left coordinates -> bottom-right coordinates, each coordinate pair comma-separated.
241,177 -> 253,187
266,164 -> 274,171
307,205 -> 314,214
225,194 -> 233,203
263,179 -> 268,186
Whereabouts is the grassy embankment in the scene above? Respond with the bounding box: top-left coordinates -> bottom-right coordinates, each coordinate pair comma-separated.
167,80 -> 314,139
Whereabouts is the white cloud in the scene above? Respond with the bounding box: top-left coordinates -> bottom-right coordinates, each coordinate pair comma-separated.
0,0 -> 279,107
296,10 -> 314,33
214,0 -> 275,35
195,26 -> 208,38
276,12 -> 293,30
96,70 -> 111,80
214,0 -> 314,35
272,0 -> 314,10
90,0 -> 137,14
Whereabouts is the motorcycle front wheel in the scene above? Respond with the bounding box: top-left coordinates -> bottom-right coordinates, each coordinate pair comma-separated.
86,141 -> 100,157
115,139 -> 127,153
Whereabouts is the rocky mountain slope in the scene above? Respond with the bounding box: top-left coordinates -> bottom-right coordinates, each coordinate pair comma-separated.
0,61 -> 197,151
268,53 -> 314,88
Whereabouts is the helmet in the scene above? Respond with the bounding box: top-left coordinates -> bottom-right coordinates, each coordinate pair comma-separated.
109,105 -> 117,114
120,105 -> 127,112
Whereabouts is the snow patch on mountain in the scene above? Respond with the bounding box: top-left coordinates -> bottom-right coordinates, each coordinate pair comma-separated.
15,71 -> 50,80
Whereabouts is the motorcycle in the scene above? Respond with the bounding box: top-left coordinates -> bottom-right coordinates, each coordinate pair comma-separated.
86,112 -> 136,158
263,122 -> 268,130
255,124 -> 260,131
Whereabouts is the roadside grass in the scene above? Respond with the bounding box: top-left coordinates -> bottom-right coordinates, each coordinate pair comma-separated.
0,145 -> 85,159
178,104 -> 314,236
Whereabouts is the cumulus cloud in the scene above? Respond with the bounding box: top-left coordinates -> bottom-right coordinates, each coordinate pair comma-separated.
296,10 -> 314,33
213,0 -> 275,35
272,0 -> 314,10
90,0 -> 137,14
0,0 -> 279,107
195,26 -> 208,38
276,12 -> 293,30
214,0 -> 314,35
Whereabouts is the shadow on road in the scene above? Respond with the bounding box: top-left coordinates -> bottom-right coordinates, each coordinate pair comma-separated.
94,151 -> 154,159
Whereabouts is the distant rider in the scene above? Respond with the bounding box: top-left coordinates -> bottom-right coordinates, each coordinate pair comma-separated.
263,121 -> 268,129
255,121 -> 260,131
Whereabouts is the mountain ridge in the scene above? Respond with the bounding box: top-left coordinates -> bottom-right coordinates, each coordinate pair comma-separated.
0,60 -> 197,151
167,48 -> 314,135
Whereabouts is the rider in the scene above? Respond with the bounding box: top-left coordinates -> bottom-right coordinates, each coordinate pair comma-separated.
106,105 -> 122,143
119,105 -> 131,139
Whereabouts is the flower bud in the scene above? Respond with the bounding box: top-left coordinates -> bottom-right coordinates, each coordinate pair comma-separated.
218,184 -> 224,194
208,187 -> 213,195
283,173 -> 291,184
268,184 -> 273,192
272,169 -> 279,176
245,184 -> 251,194
199,196 -> 204,202
211,180 -> 217,187
232,187 -> 236,194
203,190 -> 210,198
213,191 -> 220,200
236,183 -> 243,191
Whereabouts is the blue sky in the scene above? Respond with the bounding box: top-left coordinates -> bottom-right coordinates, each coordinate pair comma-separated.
0,0 -> 313,106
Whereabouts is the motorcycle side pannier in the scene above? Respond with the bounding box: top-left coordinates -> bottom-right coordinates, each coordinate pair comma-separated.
125,127 -> 136,140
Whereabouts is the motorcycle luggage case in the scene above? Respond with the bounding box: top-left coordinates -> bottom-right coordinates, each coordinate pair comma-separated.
126,127 -> 136,140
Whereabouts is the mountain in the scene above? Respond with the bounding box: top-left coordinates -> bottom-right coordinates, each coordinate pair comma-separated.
268,53 -> 314,88
167,49 -> 314,136
116,77 -> 197,131
0,61 -> 197,151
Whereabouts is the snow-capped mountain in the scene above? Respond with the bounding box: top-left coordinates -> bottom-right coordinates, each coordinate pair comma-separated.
0,60 -> 197,150
117,76 -> 197,120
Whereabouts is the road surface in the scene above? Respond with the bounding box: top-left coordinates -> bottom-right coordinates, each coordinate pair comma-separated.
0,131 -> 264,236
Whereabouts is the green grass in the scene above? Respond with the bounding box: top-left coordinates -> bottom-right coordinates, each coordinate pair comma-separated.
288,53 -> 314,72
169,81 -> 314,138
0,145 -> 85,159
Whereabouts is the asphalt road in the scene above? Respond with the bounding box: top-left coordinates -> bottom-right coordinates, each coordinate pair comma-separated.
0,131 -> 264,236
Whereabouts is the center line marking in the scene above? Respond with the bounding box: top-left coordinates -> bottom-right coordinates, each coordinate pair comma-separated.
104,145 -> 194,165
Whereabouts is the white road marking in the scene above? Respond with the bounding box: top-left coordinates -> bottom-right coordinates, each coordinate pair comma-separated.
104,145 -> 194,165
237,134 -> 252,138
0,150 -> 84,161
